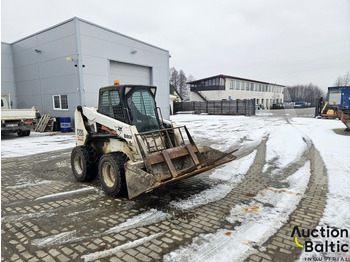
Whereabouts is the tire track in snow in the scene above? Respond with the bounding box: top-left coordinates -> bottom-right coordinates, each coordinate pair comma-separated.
163,161 -> 312,262
246,144 -> 329,261
169,150 -> 257,210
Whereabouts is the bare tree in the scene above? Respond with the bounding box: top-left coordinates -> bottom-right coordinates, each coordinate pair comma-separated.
187,74 -> 195,83
178,70 -> 189,101
169,68 -> 193,101
285,83 -> 325,106
334,71 -> 350,86
169,67 -> 179,93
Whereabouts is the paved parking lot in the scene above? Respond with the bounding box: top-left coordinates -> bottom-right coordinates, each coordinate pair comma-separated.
1,131 -> 328,262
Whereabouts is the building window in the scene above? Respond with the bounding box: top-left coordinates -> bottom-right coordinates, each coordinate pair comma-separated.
230,80 -> 234,89
53,95 -> 68,110
250,83 -> 254,91
220,78 -> 225,86
246,82 -> 249,91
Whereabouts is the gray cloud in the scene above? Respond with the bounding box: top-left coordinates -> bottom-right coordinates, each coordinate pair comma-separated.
2,0 -> 350,90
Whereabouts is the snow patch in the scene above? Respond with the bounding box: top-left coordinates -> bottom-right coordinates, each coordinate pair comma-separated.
105,209 -> 170,234
170,150 -> 257,210
32,230 -> 77,247
55,160 -> 69,168
170,115 -> 272,154
81,232 -> 164,262
263,124 -> 308,173
170,184 -> 232,210
5,180 -> 52,189
209,150 -> 257,182
2,210 -> 56,223
67,208 -> 96,217
1,132 -> 75,158
35,187 -> 98,201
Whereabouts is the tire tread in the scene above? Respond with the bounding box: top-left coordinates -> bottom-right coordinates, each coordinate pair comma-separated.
98,152 -> 129,197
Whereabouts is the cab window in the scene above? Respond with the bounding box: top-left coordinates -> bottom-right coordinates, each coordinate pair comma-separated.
127,90 -> 160,132
99,90 -> 125,122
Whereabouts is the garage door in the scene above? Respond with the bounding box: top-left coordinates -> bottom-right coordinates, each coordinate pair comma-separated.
110,61 -> 151,85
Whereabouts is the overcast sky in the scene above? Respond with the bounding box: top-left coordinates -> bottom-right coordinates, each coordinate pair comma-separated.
1,0 -> 350,91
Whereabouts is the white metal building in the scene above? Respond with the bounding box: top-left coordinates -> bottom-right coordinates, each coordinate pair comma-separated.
1,17 -> 170,121
189,75 -> 285,109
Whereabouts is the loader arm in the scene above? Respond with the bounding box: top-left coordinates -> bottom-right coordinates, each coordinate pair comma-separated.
75,106 -> 140,146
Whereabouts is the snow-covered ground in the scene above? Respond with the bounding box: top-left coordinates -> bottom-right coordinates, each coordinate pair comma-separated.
168,113 -> 350,261
2,110 -> 350,261
164,161 -> 312,262
291,118 -> 350,261
1,132 -> 75,158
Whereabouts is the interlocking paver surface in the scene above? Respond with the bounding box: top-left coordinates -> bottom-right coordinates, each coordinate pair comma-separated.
1,131 -> 328,262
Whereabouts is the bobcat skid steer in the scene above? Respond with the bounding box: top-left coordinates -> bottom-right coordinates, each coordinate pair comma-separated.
71,83 -> 237,199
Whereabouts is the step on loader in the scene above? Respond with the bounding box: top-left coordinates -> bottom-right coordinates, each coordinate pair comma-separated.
71,83 -> 237,199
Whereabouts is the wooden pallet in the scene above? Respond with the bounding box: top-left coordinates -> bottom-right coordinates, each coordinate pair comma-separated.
35,114 -> 52,132
46,118 -> 54,132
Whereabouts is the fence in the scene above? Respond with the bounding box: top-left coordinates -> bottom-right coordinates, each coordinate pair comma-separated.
174,99 -> 256,116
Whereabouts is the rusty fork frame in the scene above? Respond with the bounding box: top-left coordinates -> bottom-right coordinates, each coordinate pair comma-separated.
135,126 -> 237,181
136,126 -> 191,153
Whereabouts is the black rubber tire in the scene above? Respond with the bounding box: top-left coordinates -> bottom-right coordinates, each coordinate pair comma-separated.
98,152 -> 129,197
17,130 -> 30,137
71,145 -> 99,182
17,130 -> 25,137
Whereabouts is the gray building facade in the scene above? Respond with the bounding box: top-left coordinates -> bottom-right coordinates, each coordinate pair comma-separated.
1,17 -> 170,121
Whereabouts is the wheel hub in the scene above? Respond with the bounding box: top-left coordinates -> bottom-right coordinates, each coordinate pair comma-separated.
74,155 -> 84,174
102,162 -> 116,188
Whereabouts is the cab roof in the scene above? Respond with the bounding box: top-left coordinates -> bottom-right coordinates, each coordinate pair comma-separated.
99,84 -> 157,93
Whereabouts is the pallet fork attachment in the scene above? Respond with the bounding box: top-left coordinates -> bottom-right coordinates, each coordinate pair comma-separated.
125,126 -> 238,198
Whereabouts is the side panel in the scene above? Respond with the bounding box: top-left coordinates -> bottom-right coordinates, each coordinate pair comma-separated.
1,109 -> 36,120
11,20 -> 79,121
341,89 -> 350,109
1,43 -> 17,107
78,20 -> 170,119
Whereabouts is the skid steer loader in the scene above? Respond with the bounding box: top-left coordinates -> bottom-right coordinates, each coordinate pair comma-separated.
71,83 -> 237,199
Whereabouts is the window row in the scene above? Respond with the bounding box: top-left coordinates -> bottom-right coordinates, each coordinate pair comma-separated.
190,78 -> 225,88
229,80 -> 283,93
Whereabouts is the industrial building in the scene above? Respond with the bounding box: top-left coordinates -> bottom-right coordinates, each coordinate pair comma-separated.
189,74 -> 285,109
1,17 -> 170,122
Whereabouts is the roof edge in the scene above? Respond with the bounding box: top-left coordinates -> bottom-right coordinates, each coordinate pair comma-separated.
187,74 -> 285,87
6,17 -> 169,53
328,86 -> 350,89
9,17 -> 77,45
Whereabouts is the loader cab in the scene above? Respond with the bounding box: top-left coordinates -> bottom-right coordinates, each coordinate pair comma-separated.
98,85 -> 161,133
